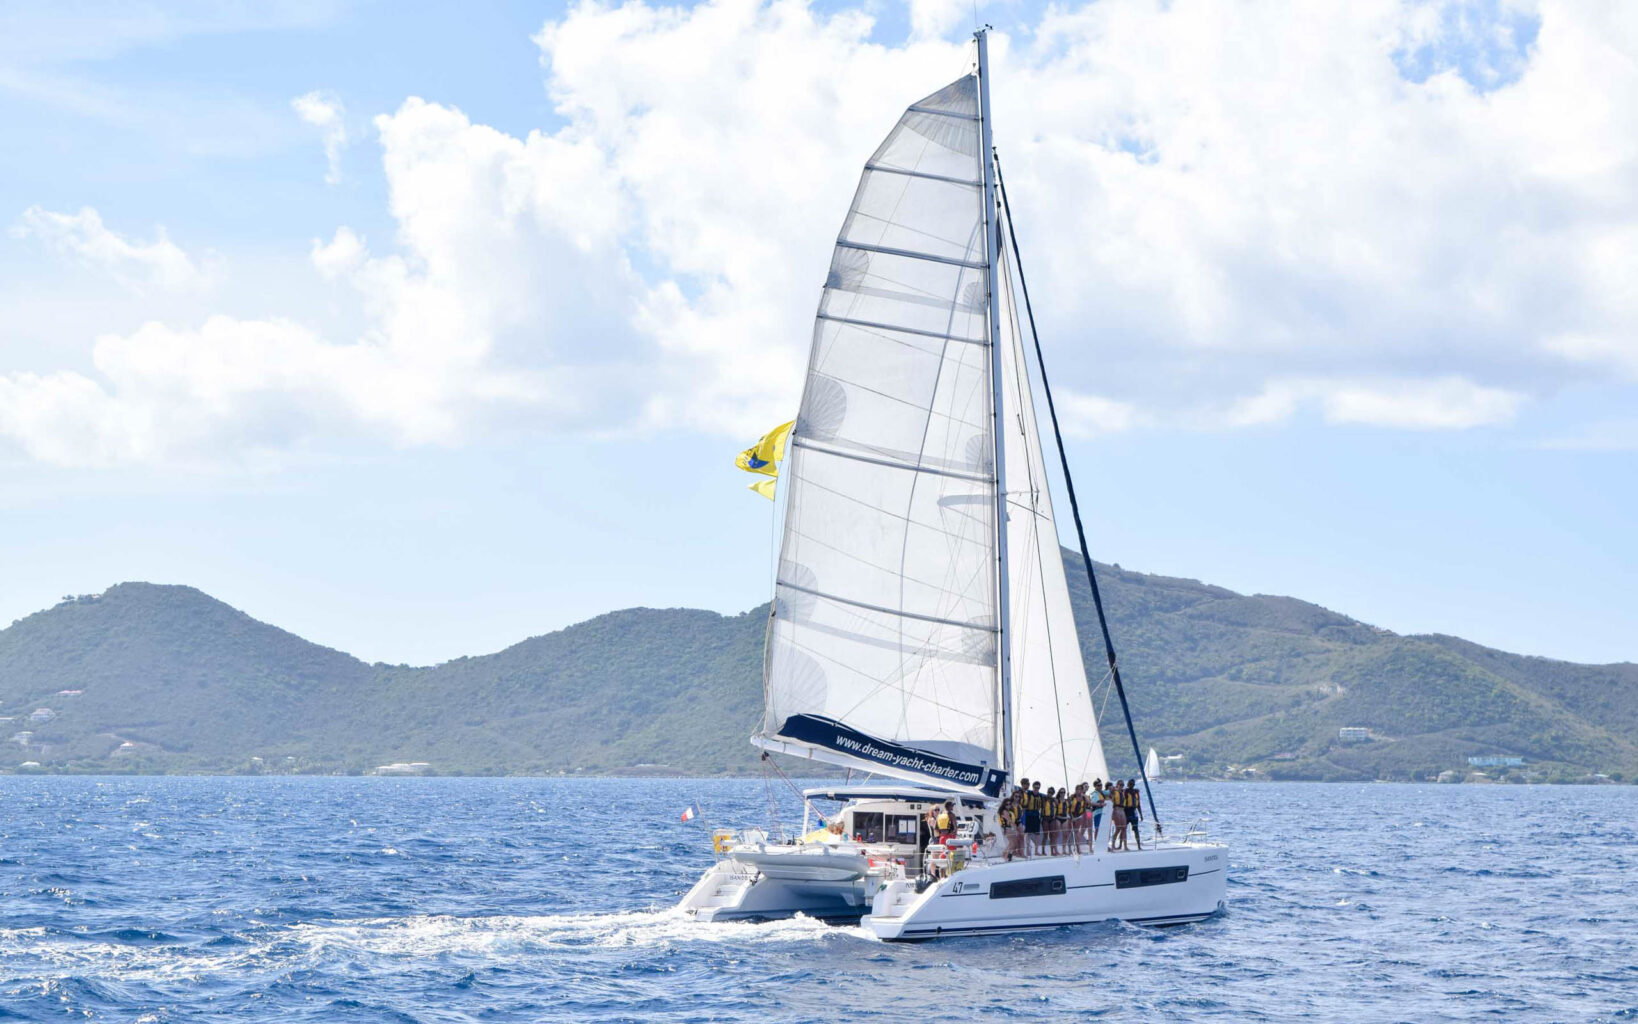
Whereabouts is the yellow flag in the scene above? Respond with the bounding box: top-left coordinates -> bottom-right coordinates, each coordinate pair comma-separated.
748,477 -> 776,500
734,420 -> 795,477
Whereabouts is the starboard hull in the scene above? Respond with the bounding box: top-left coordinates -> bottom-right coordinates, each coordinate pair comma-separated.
864,841 -> 1227,941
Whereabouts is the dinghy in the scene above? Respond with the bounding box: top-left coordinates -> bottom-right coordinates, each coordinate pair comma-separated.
679,28 -> 1227,939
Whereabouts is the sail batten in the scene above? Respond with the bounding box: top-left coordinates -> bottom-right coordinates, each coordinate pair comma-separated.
778,580 -> 998,633
862,163 -> 982,187
791,438 -> 994,484
905,104 -> 980,120
813,312 -> 987,346
834,239 -> 988,270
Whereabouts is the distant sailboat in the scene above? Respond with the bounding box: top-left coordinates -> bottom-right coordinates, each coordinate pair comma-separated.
1146,748 -> 1162,780
678,28 -> 1226,939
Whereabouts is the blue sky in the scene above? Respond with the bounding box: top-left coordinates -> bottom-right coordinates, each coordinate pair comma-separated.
1,0 -> 1634,667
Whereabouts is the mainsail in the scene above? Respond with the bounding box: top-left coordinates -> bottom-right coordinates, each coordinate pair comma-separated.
753,58 -> 1107,796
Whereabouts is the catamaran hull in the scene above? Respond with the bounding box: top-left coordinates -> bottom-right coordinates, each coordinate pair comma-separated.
864,842 -> 1227,941
679,856 -> 871,923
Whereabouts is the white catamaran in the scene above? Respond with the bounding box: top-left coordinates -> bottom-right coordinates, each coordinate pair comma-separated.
679,30 -> 1226,939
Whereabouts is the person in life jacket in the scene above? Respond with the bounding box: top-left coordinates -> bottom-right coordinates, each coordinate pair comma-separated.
1011,779 -> 1030,857
999,793 -> 1023,862
1049,787 -> 1067,857
1023,780 -> 1044,857
1125,778 -> 1144,851
935,800 -> 955,839
1109,780 -> 1129,852
1068,784 -> 1090,855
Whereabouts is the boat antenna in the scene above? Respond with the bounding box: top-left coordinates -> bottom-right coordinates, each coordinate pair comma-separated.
992,150 -> 1162,836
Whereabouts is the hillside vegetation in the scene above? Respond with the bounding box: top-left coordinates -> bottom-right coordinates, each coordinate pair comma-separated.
1,557 -> 1632,781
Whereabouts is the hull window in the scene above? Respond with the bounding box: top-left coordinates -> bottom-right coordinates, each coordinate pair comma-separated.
989,876 -> 1066,900
1115,866 -> 1190,889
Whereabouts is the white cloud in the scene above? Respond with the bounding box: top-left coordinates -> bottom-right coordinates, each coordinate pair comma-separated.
1545,332 -> 1638,382
1057,391 -> 1143,438
12,206 -> 208,291
528,0 -> 1635,435
4,0 -> 1637,467
1323,377 -> 1525,430
292,90 -> 348,184
0,98 -> 642,466
907,0 -> 971,41
1219,376 -> 1525,430
310,226 -> 365,281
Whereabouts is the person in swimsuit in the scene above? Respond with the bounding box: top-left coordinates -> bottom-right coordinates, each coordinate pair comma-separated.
1048,786 -> 1061,858
1055,787 -> 1070,856
1081,783 -> 1096,852
1069,784 -> 1088,854
1089,778 -> 1106,849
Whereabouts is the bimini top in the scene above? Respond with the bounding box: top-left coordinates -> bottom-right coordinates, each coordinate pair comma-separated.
802,785 -> 990,807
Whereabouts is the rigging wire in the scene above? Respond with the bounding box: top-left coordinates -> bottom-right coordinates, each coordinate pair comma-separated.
760,751 -> 820,829
993,150 -> 1163,834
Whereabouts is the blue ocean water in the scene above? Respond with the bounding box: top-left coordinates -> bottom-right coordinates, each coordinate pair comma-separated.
0,777 -> 1632,1023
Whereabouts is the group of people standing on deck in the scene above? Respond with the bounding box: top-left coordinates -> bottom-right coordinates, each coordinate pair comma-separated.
994,777 -> 1145,860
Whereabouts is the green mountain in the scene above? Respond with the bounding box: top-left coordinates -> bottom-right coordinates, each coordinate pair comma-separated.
1070,563 -> 1637,782
1,558 -> 1632,781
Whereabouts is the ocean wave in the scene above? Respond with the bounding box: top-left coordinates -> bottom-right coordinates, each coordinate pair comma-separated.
286,909 -> 874,956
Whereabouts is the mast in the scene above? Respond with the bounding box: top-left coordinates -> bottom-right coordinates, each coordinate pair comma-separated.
975,28 -> 1014,778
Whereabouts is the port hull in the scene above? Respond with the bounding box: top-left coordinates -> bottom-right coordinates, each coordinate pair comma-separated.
679,857 -> 871,922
